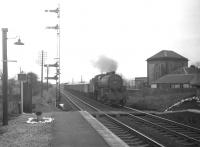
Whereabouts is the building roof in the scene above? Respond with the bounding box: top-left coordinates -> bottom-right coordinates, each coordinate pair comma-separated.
147,50 -> 188,61
153,74 -> 200,85
172,66 -> 200,74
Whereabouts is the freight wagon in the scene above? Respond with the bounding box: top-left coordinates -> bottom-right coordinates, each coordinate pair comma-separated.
64,83 -> 89,93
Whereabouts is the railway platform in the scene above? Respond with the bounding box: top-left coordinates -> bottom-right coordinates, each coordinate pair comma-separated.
52,111 -> 128,147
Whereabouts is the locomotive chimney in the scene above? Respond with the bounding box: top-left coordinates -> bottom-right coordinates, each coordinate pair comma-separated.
106,71 -> 115,75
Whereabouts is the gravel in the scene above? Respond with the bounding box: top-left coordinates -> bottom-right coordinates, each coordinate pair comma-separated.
0,113 -> 54,147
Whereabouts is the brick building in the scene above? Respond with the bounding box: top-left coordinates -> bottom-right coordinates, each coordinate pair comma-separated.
135,77 -> 147,89
147,50 -> 188,85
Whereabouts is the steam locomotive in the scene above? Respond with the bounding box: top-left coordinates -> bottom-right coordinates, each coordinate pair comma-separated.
64,71 -> 128,106
88,71 -> 127,106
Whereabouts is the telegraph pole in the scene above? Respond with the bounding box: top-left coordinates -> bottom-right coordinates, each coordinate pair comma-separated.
41,50 -> 44,98
38,50 -> 47,98
46,65 -> 49,91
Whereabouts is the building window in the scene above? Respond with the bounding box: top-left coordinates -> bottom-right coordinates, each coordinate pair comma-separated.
151,84 -> 157,88
183,84 -> 190,88
170,84 -> 180,88
174,84 -> 180,88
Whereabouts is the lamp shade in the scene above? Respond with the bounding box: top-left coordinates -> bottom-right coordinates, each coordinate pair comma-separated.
14,38 -> 24,45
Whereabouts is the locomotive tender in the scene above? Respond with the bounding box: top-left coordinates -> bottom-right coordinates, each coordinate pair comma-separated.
64,71 -> 128,106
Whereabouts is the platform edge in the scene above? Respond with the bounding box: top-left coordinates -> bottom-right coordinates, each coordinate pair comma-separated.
79,111 -> 129,147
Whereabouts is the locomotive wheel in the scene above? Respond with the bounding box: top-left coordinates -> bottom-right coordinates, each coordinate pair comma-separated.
106,100 -> 111,106
104,97 -> 111,105
102,95 -> 108,103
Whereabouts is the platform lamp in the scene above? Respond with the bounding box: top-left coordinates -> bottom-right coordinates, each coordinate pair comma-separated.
2,28 -> 24,125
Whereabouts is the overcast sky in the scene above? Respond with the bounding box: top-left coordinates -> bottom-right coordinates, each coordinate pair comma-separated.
0,0 -> 200,83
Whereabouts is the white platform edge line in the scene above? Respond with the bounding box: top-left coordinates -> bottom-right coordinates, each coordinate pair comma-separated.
80,111 -> 129,147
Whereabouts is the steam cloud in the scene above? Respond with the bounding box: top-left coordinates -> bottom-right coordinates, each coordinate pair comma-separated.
93,55 -> 118,73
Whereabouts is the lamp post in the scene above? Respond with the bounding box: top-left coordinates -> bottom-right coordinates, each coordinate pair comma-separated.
2,28 -> 24,125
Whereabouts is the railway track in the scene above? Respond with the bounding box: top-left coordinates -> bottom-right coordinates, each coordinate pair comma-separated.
59,93 -> 80,111
122,106 -> 200,147
61,90 -> 164,147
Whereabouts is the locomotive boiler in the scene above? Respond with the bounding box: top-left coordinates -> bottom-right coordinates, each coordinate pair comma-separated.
89,71 -> 127,106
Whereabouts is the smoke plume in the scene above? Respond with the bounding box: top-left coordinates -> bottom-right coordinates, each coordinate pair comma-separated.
93,55 -> 118,73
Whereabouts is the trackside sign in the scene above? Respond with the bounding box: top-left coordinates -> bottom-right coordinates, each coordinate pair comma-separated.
18,73 -> 27,82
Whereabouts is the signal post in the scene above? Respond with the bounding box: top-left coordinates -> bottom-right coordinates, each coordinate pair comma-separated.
44,62 -> 59,106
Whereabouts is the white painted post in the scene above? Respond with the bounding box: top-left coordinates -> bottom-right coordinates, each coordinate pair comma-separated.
18,73 -> 27,114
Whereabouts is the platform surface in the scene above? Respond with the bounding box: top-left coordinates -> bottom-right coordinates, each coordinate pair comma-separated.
52,111 -> 110,147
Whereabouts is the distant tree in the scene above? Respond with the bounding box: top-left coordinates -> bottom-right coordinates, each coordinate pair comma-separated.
190,65 -> 197,69
196,61 -> 200,68
27,72 -> 38,83
8,78 -> 18,96
190,64 -> 200,69
190,65 -> 200,73
43,82 -> 53,90
27,72 -> 40,96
